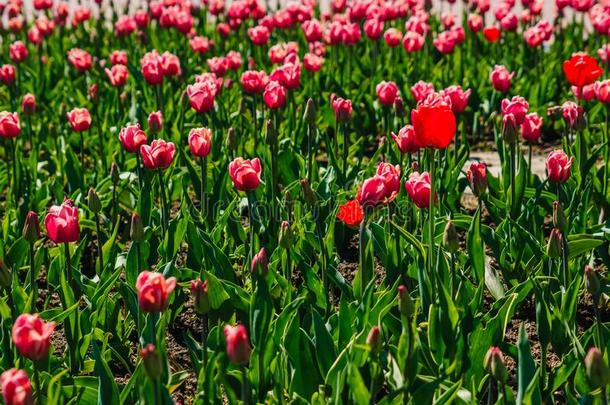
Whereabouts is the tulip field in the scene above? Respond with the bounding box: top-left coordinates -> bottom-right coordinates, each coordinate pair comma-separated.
3,0 -> 610,403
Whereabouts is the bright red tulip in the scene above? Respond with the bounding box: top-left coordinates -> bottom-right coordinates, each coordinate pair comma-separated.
0,112 -> 21,139
376,81 -> 399,106
546,150 -> 573,183
224,324 -> 252,365
411,94 -> 456,149
66,108 -> 91,132
0,368 -> 33,405
11,314 -> 55,360
392,125 -> 419,154
522,113 -> 543,143
105,64 -> 128,87
563,52 -> 603,88
136,271 -> 177,313
240,70 -> 268,94
67,48 -> 92,71
483,26 -> 501,42
44,199 -> 80,244
21,94 -> 36,115
228,157 -> 262,191
490,65 -> 514,92
337,199 -> 364,228
405,171 -> 435,209
188,128 -> 212,158
263,81 -> 287,110
467,162 -> 488,197
140,139 -> 176,170
118,124 -> 147,153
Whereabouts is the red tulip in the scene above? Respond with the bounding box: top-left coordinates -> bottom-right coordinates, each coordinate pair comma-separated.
522,113 -> 543,143
0,64 -> 16,86
563,52 -> 603,88
483,26 -> 501,42
411,94 -> 456,149
441,85 -> 471,114
9,41 -> 28,63
21,94 -> 36,115
11,314 -> 55,360
337,199 -> 364,228
140,139 -> 176,170
546,150 -> 573,183
148,111 -> 163,134
0,369 -> 32,405
44,199 -> 80,244
263,81 -> 287,110
392,125 -> 419,154
410,80 -> 435,103
186,81 -> 216,113
105,64 -> 128,87
376,81 -> 399,106
490,65 -> 514,92
240,70 -> 268,94
118,124 -> 147,153
228,157 -> 262,191
223,324 -> 252,365
0,112 -> 21,139
501,96 -> 529,126
467,162 -> 488,197
109,50 -> 128,66
188,128 -> 212,158
136,271 -> 177,313
67,48 -> 92,71
331,94 -> 353,122
405,171 -> 436,209
66,108 -> 91,132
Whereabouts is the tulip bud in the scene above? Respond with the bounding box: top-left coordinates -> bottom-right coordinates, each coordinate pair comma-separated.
226,127 -> 237,151
88,83 -> 99,102
251,247 -> 268,275
546,228 -> 563,258
265,119 -> 277,145
584,265 -> 601,296
304,98 -> 316,125
366,326 -> 382,354
411,160 -> 419,172
585,347 -> 610,388
547,106 -> 563,121
483,346 -> 508,383
278,220 -> 293,249
398,285 -> 415,318
23,211 -> 40,243
110,162 -> 120,185
502,113 -> 518,143
190,279 -> 210,314
442,220 -> 459,254
224,325 -> 252,365
394,96 -> 406,117
148,111 -> 163,134
130,213 -> 145,243
0,259 -> 11,289
87,188 -> 102,214
552,201 -> 567,234
300,179 -> 317,206
141,344 -> 162,380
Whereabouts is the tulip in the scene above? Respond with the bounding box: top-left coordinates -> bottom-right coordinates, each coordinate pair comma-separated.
391,125 -> 418,154
594,80 -> 610,103
376,81 -> 399,106
443,220 -> 459,254
186,81 -> 216,113
546,150 -> 573,183
441,85 -> 471,114
482,26 -> 501,42
468,14 -> 483,32
490,65 -> 514,92
331,95 -> 352,122
384,28 -> 402,47
483,347 -> 508,383
563,52 -> 603,88
278,220 -> 293,249
148,111 -> 163,134
105,64 -> 128,87
66,108 -> 91,132
584,266 -> 601,296
546,228 -> 563,258
109,50 -> 128,66
501,96 -> 529,126
248,26 -> 270,46
410,81 -> 435,103
160,52 -> 181,77
44,199 -> 80,244
397,285 -> 415,318
21,94 -> 35,115
366,326 -> 382,354
0,112 -> 21,139
376,162 -> 401,200
0,65 -> 16,86
190,36 -> 211,54
522,113 -> 543,143
140,139 -> 176,170
585,347 -> 610,388
228,157 -> 262,191
0,368 -> 33,405
188,128 -> 212,158
23,211 -> 40,244
135,271 -> 177,313
561,101 -> 584,129
140,50 -> 164,86
240,70 -> 268,94
118,124 -> 147,153
263,81 -> 287,110
467,162 -> 488,197
141,344 -> 162,380
9,41 -> 28,63
67,48 -> 92,71
411,94 -> 456,149
402,31 -> 425,53
11,314 -> 55,360
250,247 -> 268,275
405,171 -> 435,209
191,279 -> 210,314
303,53 -> 323,72
224,324 -> 252,365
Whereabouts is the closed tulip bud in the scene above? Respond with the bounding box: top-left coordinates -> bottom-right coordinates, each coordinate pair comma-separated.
0,259 -> 10,289
366,326 -> 382,354
300,179 -> 317,205
110,162 -> 120,185
141,344 -> 162,380
279,220 -> 293,249
467,162 -> 487,197
251,247 -> 268,275
552,201 -> 567,233
23,211 -> 40,243
584,266 -> 601,296
226,127 -> 237,150
265,119 -> 277,145
483,346 -> 508,383
442,220 -> 459,254
136,271 -> 176,313
89,83 -> 99,102
546,228 -> 563,258
584,347 -> 610,388
87,188 -> 102,214
224,325 -> 252,365
502,113 -> 518,143
148,111 -> 163,134
304,98 -> 316,125
130,213 -> 144,243
190,279 -> 210,314
398,285 -> 415,317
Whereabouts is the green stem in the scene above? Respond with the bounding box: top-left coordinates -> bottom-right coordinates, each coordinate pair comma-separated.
428,149 -> 436,297
200,157 -> 207,222
201,313 -> 208,371
241,366 -> 249,405
158,169 -> 168,236
29,242 -> 36,311
95,215 -> 104,275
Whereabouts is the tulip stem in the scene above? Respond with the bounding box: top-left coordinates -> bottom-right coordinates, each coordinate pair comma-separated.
200,157 -> 207,223
201,313 -> 208,371
241,366 -> 249,405
33,366 -> 41,400
342,123 -> 349,184
29,241 -> 37,311
158,170 -> 168,236
428,149 -> 436,298
80,131 -> 85,173
593,297 -> 604,351
11,139 -> 18,201
95,215 -> 104,275
307,117 -> 314,185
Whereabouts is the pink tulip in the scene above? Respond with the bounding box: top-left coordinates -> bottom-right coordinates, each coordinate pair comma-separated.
263,81 -> 287,110
411,80 -> 435,103
501,96 -> 529,126
546,150 -> 573,183
241,70 -> 268,94
402,31 -> 425,53
148,111 -> 163,134
467,162 -> 488,196
595,80 -> 610,103
118,124 -> 147,153
0,112 -> 21,139
140,139 -> 176,170
9,41 -> 28,63
331,94 -> 353,122
136,271 -> 177,313
67,48 -> 92,71
224,325 -> 252,365
376,81 -> 399,106
228,157 -> 262,191
188,128 -> 212,158
187,81 -> 216,113
441,85 -> 471,114
405,171 -> 435,209
105,64 -> 128,87
11,314 -> 55,360
0,369 -> 33,405
44,199 -> 80,244
0,65 -> 16,86
66,108 -> 92,132
522,113 -> 543,143
490,65 -> 514,92
392,125 -> 419,154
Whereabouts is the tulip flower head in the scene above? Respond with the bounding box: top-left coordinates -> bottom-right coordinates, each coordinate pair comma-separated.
376,81 -> 399,106
224,324 -> 252,365
118,124 -> 148,153
0,369 -> 33,405
411,81 -> 435,103
331,94 -> 353,122
0,112 -> 21,139
501,96 -> 529,126
251,247 -> 268,275
44,199 -> 80,244
522,113 -> 543,143
337,199 -> 364,228
140,139 -> 176,170
405,171 -> 436,209
66,108 -> 92,132
21,94 -> 36,115
188,128 -> 212,158
391,125 -> 419,154
411,93 -> 456,149
67,48 -> 92,71
490,65 -> 514,93
135,271 -> 177,313
441,85 -> 471,114
228,157 -> 262,191
563,52 -> 603,88
467,162 -> 488,197
546,150 -> 573,183
148,111 -> 163,134
11,314 -> 55,360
